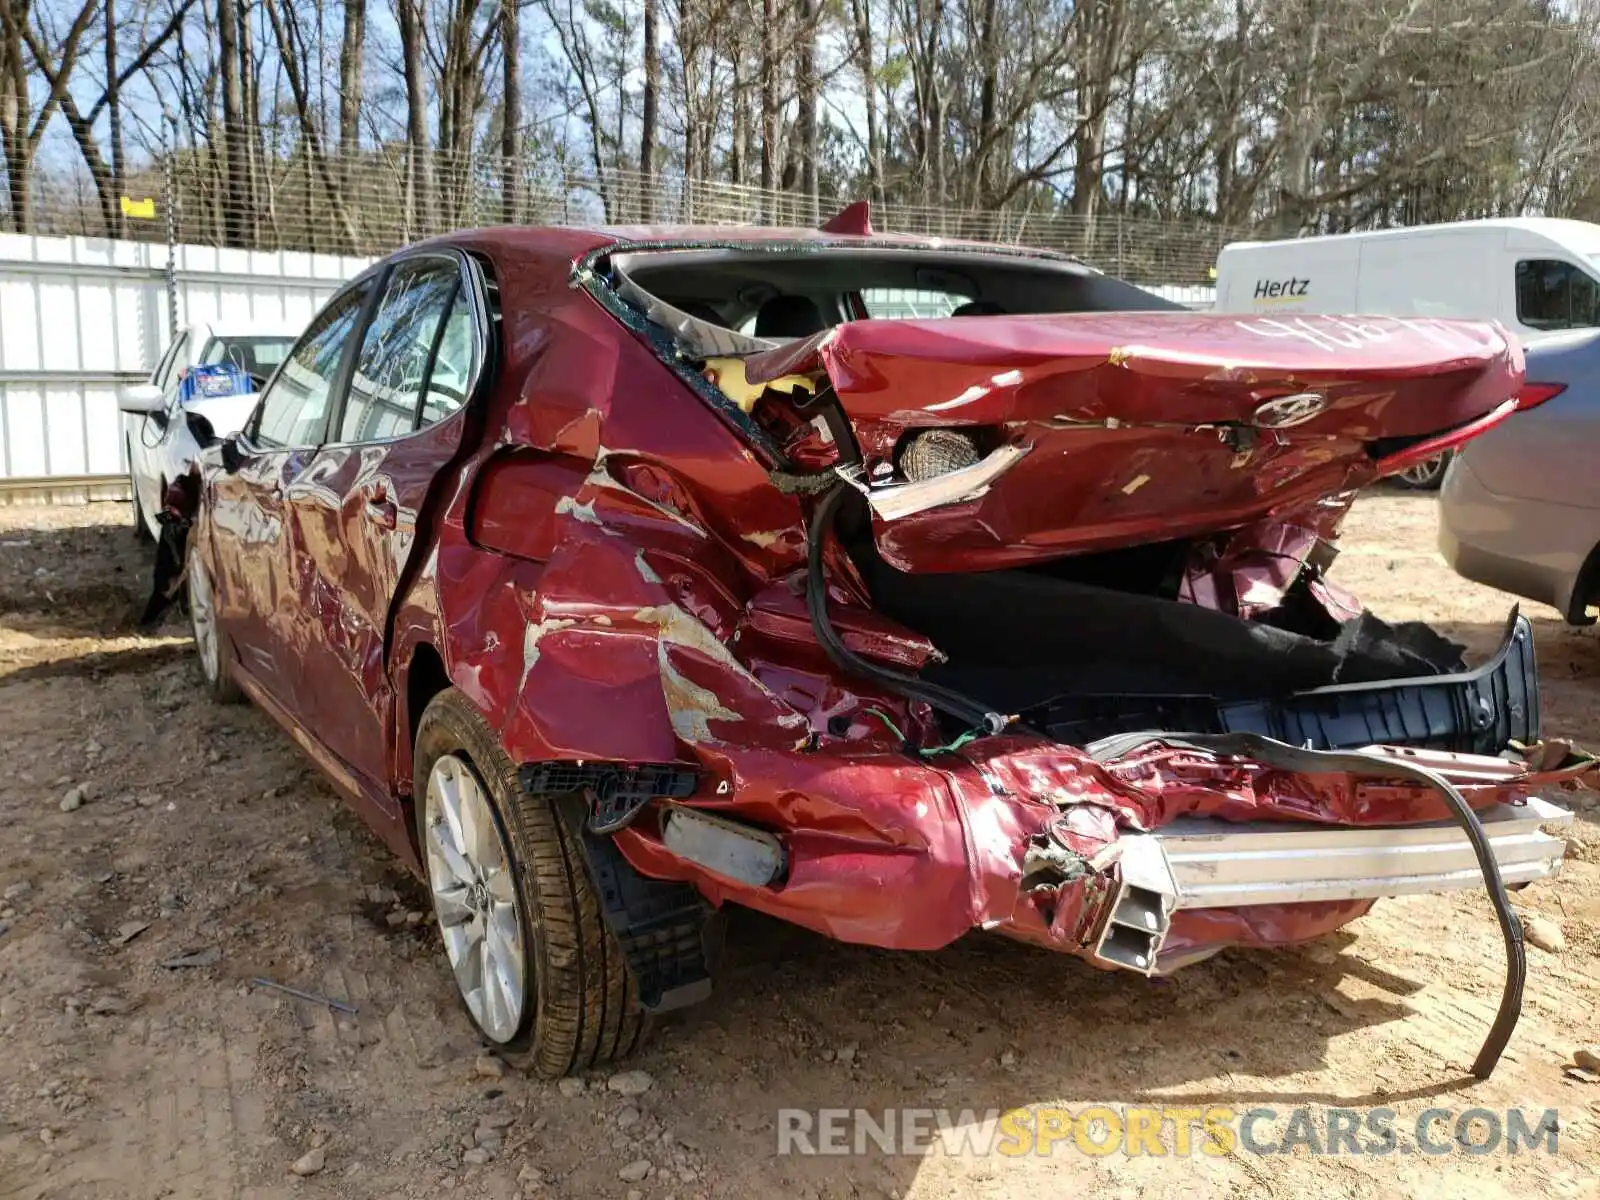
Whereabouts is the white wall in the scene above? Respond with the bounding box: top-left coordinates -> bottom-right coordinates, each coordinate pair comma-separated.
0,234 -> 369,488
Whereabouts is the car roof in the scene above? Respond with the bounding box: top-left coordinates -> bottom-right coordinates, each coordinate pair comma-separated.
422,221 -> 1085,266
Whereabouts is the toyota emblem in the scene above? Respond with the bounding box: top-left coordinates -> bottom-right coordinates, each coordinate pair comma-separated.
1251,392 -> 1328,428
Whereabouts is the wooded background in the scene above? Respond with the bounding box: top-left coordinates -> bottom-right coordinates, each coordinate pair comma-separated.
5,0 -> 1600,277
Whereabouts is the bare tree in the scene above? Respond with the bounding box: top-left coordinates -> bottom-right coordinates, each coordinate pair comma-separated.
502,0 -> 521,222
2,0 -> 97,232
639,0 -> 656,216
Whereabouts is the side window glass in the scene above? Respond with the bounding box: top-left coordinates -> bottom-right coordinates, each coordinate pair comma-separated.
1516,260 -> 1600,331
253,283 -> 372,449
418,290 -> 475,430
340,262 -> 461,443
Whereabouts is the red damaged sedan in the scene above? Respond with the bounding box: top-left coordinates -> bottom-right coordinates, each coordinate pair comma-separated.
162,213 -> 1591,1078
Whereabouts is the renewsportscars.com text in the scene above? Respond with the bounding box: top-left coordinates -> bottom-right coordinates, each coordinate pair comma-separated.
776,1105 -> 1561,1158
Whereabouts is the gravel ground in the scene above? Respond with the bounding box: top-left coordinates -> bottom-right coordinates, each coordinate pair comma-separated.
0,491 -> 1597,1200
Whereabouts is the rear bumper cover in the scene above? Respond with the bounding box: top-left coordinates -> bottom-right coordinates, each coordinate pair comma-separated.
1092,796 -> 1572,973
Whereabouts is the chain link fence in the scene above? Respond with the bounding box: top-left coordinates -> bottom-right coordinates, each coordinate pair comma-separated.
10,142 -> 1247,287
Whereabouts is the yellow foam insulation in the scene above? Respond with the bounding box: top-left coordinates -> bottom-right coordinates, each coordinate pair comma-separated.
705,357 -> 816,413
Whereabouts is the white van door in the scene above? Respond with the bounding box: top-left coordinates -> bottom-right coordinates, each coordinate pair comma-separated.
1355,232 -> 1500,322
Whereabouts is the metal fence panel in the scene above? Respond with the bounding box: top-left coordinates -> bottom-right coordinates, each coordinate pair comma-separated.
0,234 -> 369,492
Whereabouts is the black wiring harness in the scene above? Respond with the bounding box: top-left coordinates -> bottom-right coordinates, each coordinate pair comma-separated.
1089,730 -> 1525,1080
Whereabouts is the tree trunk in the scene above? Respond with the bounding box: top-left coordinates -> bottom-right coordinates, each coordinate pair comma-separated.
847,0 -> 882,205
502,0 -> 520,223
239,5 -> 264,243
796,0 -> 817,217
397,0 -> 432,236
1069,0 -> 1129,221
1275,8 -> 1323,235
640,0 -> 657,218
216,0 -> 254,246
339,0 -> 365,166
971,0 -> 998,205
730,43 -> 747,187
1,0 -> 34,232
105,0 -> 124,237
759,0 -> 776,199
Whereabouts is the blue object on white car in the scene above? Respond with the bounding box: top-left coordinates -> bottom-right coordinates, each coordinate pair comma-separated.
178,362 -> 254,402
119,320 -> 303,540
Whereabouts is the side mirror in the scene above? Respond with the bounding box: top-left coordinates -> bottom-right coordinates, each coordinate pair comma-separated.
219,433 -> 246,474
118,383 -> 166,415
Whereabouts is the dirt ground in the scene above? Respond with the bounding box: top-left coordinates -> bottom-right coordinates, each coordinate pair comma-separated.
1,490 -> 1598,1200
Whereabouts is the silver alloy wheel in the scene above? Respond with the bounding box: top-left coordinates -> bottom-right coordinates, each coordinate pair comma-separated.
1397,455 -> 1448,488
188,556 -> 220,684
423,753 -> 527,1044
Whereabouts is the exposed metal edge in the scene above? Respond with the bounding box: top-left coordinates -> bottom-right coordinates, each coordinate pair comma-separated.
1090,833 -> 1178,976
1085,797 -> 1572,973
1156,797 -> 1572,910
836,444 -> 1030,521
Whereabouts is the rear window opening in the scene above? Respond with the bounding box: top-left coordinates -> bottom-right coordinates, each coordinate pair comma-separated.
596,241 -> 1181,362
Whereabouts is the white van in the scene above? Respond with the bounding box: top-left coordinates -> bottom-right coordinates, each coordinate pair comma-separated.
1214,217 -> 1600,341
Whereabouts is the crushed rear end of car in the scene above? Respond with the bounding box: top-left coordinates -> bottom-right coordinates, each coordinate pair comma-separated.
481,238 -> 1598,1076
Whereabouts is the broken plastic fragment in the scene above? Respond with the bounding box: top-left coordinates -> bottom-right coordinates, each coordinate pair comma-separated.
836,444 -> 1030,521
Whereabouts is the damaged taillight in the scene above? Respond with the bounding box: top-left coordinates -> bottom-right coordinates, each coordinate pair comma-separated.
1514,381 -> 1567,410
1372,396 -> 1520,479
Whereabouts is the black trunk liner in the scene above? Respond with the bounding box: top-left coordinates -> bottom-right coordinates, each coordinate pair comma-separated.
1019,611 -> 1537,755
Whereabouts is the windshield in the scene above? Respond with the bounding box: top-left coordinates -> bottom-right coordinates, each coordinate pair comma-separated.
201,334 -> 295,380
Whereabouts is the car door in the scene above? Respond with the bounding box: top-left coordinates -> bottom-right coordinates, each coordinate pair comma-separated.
281,252 -> 487,793
207,280 -> 377,709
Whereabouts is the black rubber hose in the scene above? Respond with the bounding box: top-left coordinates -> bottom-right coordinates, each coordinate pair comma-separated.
806,482 -> 1007,737
1088,730 -> 1524,1080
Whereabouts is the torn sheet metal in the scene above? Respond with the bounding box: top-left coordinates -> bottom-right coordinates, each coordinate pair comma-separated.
283,228 -> 1574,981
737,311 -> 1521,574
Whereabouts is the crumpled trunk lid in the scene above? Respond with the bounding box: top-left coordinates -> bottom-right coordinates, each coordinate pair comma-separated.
744,311 -> 1523,572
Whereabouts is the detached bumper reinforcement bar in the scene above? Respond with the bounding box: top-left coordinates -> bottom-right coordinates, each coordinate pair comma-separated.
1093,796 -> 1571,975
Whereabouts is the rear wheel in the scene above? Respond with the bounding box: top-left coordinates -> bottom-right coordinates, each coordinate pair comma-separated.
1392,451 -> 1452,491
413,688 -> 646,1076
187,552 -> 242,703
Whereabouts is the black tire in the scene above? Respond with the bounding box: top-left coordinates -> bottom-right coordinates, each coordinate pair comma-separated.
412,688 -> 646,1076
1391,451 -> 1453,491
186,552 -> 242,704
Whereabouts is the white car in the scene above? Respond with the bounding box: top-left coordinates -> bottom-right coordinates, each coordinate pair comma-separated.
119,320 -> 302,539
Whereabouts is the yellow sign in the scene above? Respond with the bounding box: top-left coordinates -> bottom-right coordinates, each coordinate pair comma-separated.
1208,265 -> 1218,280
120,196 -> 157,220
